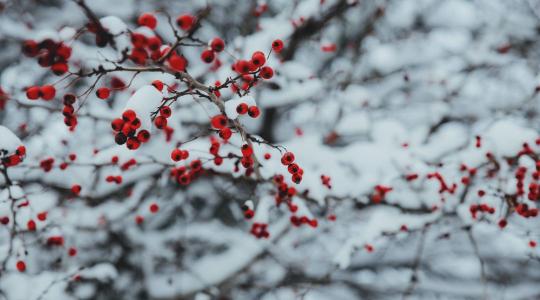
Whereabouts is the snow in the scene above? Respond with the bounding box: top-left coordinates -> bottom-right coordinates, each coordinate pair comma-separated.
0,125 -> 22,153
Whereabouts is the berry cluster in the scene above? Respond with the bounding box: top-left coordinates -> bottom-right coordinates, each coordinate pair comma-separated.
170,159 -> 203,186
22,39 -> 72,75
1,145 -> 25,167
321,174 -> 332,189
371,185 -> 393,203
236,102 -> 260,118
250,222 -> 269,239
26,85 -> 56,101
62,93 -> 78,129
280,152 -> 303,184
469,203 -> 495,219
111,110 -> 151,150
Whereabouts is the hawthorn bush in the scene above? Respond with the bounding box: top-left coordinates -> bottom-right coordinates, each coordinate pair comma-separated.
1,0 -> 540,299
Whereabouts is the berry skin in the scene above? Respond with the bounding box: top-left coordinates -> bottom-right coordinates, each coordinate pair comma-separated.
37,211 -> 47,221
211,114 -> 228,129
51,63 -> 68,75
248,106 -> 260,118
154,116 -> 168,129
251,51 -> 266,67
201,49 -> 215,63
168,54 -> 187,71
126,138 -> 141,150
115,132 -> 127,145
171,149 -> 183,161
152,80 -> 164,91
96,87 -> 110,99
149,203 -> 159,213
260,66 -> 274,79
137,130 -> 151,143
16,261 -> 26,272
210,37 -> 225,52
160,106 -> 172,118
264,153 -> 271,160
40,85 -> 56,100
26,86 -> 40,100
68,247 -> 77,257
71,184 -> 81,195
281,152 -> 295,165
219,128 -> 232,140
63,93 -> 77,105
235,60 -> 251,74
176,14 -> 195,31
236,103 -> 249,115
111,118 -> 124,131
241,144 -> 253,157
122,109 -> 137,122
27,220 -> 36,231
272,39 -> 284,52
138,13 -> 157,29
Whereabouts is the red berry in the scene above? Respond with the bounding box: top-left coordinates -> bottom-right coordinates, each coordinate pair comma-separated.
27,220 -> 36,231
171,149 -> 183,161
272,39 -> 284,52
40,85 -> 56,100
37,211 -> 47,221
137,130 -> 151,143
152,80 -> 164,91
281,152 -> 295,165
219,127 -> 232,140
201,49 -> 215,63
122,109 -> 137,122
154,116 -> 167,129
176,14 -> 195,31
138,13 -> 157,29
168,54 -> 187,71
251,51 -> 266,67
51,63 -> 68,75
211,114 -> 228,129
248,106 -> 260,118
16,260 -> 26,272
68,247 -> 77,257
126,137 -> 141,150
160,106 -> 172,118
96,87 -> 110,99
260,66 -> 274,79
26,86 -> 40,100
149,203 -> 159,213
241,144 -> 253,157
236,103 -> 248,114
235,60 -> 251,74
111,118 -> 125,131
210,37 -> 225,52
71,184 -> 81,195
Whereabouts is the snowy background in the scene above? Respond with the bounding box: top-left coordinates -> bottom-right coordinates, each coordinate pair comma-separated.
1,0 -> 540,299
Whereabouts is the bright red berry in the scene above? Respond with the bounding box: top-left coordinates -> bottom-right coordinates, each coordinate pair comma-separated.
40,85 -> 56,100
281,152 -> 295,165
154,116 -> 167,129
16,260 -> 26,272
176,14 -> 195,31
260,66 -> 274,79
211,114 -> 228,129
272,39 -> 284,52
210,37 -> 225,52
201,49 -> 215,63
26,86 -> 40,100
149,203 -> 159,213
236,103 -> 249,114
248,106 -> 260,118
138,13 -> 157,29
96,87 -> 110,99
